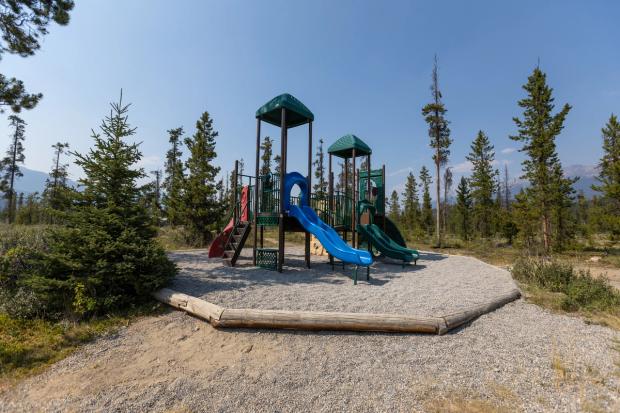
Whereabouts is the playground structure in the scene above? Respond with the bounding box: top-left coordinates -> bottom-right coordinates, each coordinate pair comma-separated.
208,93 -> 417,282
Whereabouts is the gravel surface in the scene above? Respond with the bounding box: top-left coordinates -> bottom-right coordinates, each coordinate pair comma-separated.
1,250 -> 619,412
170,248 -> 519,316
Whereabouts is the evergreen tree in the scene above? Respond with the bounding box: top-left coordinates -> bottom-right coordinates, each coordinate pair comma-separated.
442,167 -> 453,232
593,114 -> 620,236
260,136 -> 273,176
421,55 -> 452,245
388,190 -> 401,222
503,164 -> 512,209
510,67 -> 572,252
419,166 -> 433,235
36,92 -> 176,317
148,169 -> 162,225
183,111 -> 223,246
163,127 -> 185,226
1,114 -> 26,223
455,177 -> 472,240
336,161 -> 352,193
313,138 -> 327,197
466,131 -> 498,237
551,163 -> 578,250
274,154 -> 281,177
401,172 -> 419,230
42,141 -> 72,219
0,1 -> 74,113
16,191 -> 42,224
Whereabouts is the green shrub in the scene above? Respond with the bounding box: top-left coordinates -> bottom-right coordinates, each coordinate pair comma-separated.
511,257 -> 620,312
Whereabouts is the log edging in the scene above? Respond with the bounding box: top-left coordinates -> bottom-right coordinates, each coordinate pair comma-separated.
153,287 -> 521,335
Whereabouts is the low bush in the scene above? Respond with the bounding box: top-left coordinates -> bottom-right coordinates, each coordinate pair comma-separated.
511,257 -> 620,312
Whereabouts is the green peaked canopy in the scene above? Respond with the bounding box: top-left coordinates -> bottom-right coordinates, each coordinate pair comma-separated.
328,134 -> 372,158
256,93 -> 314,128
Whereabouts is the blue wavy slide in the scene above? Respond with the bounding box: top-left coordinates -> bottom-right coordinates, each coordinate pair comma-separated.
284,172 -> 372,267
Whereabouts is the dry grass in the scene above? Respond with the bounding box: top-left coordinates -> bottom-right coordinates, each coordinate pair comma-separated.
425,397 -> 509,413
0,304 -> 164,390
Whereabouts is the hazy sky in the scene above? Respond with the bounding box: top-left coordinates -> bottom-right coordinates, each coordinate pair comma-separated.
1,0 -> 618,195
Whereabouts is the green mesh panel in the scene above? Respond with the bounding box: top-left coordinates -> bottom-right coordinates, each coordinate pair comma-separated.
257,215 -> 279,226
257,248 -> 278,270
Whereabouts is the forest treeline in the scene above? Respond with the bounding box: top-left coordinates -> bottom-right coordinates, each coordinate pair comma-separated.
3,66 -> 619,255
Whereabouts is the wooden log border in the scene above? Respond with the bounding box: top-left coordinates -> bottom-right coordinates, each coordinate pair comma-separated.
153,287 -> 520,335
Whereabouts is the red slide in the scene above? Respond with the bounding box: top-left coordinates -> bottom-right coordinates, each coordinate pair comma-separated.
208,186 -> 250,258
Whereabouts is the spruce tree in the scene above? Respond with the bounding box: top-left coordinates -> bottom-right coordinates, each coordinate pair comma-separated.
388,190 -> 401,222
455,177 -> 472,240
510,67 -> 572,252
1,114 -> 26,223
421,55 -> 452,245
16,191 -> 42,224
183,111 -> 223,246
37,92 -> 176,317
313,138 -> 327,197
148,169 -> 162,225
163,127 -> 185,226
260,136 -> 273,176
593,114 -> 620,236
42,141 -> 72,220
274,154 -> 281,177
551,163 -> 578,250
503,164 -> 511,209
442,167 -> 453,232
419,166 -> 433,235
466,131 -> 498,237
401,172 -> 420,230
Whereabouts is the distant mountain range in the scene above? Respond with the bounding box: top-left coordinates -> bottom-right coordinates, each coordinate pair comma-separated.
510,164 -> 599,198
0,164 -> 602,210
8,167 -> 77,194
0,167 -> 77,207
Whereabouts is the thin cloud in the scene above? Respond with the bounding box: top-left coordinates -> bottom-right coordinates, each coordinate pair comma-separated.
501,147 -> 517,155
136,155 -> 162,169
450,161 -> 473,173
388,167 -> 414,177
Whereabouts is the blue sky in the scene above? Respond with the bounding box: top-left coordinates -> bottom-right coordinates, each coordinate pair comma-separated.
1,0 -> 619,196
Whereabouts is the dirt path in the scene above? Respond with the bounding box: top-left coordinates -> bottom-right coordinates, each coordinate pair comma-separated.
1,253 -> 619,412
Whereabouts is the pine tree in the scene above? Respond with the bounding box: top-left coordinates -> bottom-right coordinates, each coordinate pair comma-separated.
510,67 -> 572,252
183,111 -> 223,246
421,55 -> 452,245
313,138 -> 327,197
466,131 -> 498,237
401,172 -> 419,230
0,1 -> 74,114
148,169 -> 162,225
274,154 -> 281,177
419,166 -> 433,235
455,177 -> 472,240
388,190 -> 401,222
503,164 -> 511,209
42,141 -> 72,220
551,163 -> 578,250
38,92 -> 176,317
260,136 -> 273,176
16,192 -> 42,224
1,114 -> 26,223
442,167 -> 453,232
593,114 -> 620,236
163,127 -> 185,226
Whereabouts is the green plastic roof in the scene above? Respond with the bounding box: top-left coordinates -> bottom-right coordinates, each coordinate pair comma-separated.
328,134 -> 372,158
256,93 -> 314,128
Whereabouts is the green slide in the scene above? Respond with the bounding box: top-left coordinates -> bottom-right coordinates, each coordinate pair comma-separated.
358,223 -> 419,264
357,200 -> 419,265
